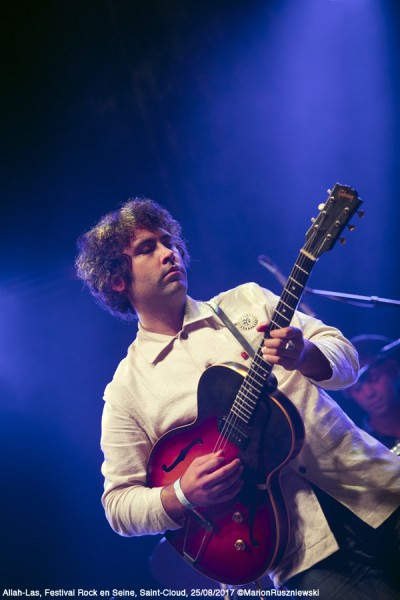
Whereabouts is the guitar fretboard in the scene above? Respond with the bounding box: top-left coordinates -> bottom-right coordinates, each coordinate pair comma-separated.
213,182 -> 362,452
227,251 -> 316,433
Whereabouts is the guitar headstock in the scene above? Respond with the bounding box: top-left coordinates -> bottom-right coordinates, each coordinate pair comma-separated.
305,183 -> 363,259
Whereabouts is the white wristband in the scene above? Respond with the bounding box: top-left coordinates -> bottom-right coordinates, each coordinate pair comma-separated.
173,478 -> 196,510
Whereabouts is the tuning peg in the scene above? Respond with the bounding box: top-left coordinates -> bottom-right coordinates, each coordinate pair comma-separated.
357,210 -> 365,218
339,237 -> 347,245
327,189 -> 332,195
311,217 -> 316,223
318,203 -> 325,210
347,224 -> 355,232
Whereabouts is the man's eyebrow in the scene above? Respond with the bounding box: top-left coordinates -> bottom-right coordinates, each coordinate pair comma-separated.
132,236 -> 156,250
160,232 -> 173,243
131,231 -> 173,251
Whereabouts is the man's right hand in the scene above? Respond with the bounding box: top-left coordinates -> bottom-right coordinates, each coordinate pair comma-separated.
160,450 -> 243,522
180,449 -> 244,507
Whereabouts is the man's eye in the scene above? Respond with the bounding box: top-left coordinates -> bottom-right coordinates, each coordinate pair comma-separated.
140,244 -> 154,254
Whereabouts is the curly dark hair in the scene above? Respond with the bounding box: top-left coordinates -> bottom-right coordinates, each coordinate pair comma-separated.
75,197 -> 190,320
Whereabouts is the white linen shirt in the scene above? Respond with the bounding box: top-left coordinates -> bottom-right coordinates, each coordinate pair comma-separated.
101,283 -> 400,586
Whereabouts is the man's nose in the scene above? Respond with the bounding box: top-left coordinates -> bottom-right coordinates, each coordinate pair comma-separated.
161,245 -> 175,263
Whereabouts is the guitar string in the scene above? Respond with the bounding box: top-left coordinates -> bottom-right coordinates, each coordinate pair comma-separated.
213,251 -> 315,455
212,244 -> 319,455
213,258 -> 307,452
222,258 -> 308,436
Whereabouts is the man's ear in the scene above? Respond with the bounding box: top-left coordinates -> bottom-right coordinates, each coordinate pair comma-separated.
111,275 -> 126,292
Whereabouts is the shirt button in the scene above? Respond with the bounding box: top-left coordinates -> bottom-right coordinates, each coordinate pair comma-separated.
180,331 -> 188,340
298,466 -> 307,474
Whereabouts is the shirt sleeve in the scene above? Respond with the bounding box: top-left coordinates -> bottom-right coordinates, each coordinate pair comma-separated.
292,308 -> 359,390
252,283 -> 359,390
217,282 -> 359,391
100,400 -> 182,537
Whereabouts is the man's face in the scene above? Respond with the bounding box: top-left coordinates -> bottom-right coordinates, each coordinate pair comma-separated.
123,227 -> 188,313
349,360 -> 399,417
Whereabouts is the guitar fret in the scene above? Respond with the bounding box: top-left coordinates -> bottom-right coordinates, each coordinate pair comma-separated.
232,401 -> 253,418
250,366 -> 269,383
237,387 -> 258,407
271,315 -> 292,330
286,287 -> 301,299
281,292 -> 298,305
294,264 -> 309,275
241,374 -> 266,397
279,299 -> 292,311
231,406 -> 251,422
253,352 -> 271,375
293,263 -> 310,278
256,356 -> 270,373
237,386 -> 257,404
233,395 -> 254,411
288,275 -> 302,286
270,319 -> 281,329
274,309 -> 291,324
283,288 -> 298,300
238,382 -> 262,403
236,397 -> 254,414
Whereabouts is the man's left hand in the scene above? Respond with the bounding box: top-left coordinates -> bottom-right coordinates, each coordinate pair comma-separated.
257,323 -> 306,371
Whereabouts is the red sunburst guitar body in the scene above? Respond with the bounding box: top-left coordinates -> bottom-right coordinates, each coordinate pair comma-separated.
147,362 -> 304,585
147,184 -> 363,585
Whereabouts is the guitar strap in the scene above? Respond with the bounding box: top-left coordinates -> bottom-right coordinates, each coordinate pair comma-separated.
205,302 -> 256,359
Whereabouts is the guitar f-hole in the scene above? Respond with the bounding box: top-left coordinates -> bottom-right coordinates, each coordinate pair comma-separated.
162,438 -> 203,472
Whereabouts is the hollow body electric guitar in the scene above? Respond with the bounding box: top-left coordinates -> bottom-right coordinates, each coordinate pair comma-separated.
147,184 -> 363,585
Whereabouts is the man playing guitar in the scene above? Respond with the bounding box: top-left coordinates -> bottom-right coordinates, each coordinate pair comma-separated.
76,196 -> 400,598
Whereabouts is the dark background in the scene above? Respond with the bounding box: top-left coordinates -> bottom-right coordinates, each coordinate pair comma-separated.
1,0 -> 400,591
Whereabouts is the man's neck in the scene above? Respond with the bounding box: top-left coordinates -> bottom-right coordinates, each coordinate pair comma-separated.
137,297 -> 187,336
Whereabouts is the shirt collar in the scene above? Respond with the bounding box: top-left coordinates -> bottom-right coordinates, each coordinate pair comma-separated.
134,297 -> 216,363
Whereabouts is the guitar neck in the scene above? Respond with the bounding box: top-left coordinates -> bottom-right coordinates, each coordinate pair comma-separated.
253,249 -> 316,377
226,182 -> 362,434
267,250 -> 316,335
229,250 -> 317,428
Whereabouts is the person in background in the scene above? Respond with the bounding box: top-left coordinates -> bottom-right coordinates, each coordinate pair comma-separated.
344,334 -> 400,454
